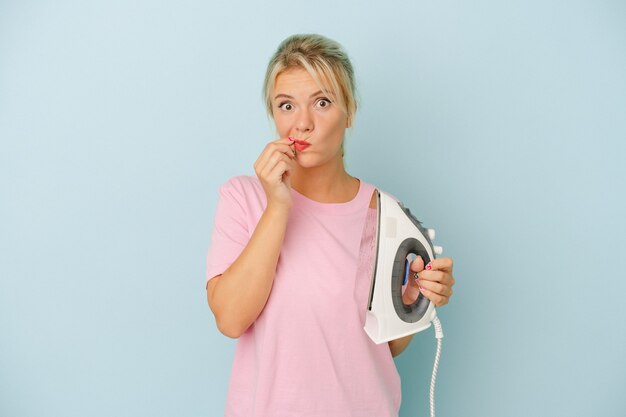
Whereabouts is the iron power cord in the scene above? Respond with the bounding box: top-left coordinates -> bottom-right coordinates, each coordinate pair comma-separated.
429,315 -> 444,417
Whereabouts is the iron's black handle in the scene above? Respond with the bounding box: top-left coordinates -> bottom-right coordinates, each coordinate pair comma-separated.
391,238 -> 432,323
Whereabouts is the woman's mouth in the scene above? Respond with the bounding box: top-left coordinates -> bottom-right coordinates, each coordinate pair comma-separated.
289,137 -> 311,152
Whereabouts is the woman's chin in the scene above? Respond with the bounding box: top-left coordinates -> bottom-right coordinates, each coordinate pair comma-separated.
294,154 -> 315,167
296,154 -> 342,170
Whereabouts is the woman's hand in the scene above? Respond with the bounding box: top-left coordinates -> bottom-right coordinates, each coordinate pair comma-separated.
253,137 -> 297,210
408,256 -> 455,307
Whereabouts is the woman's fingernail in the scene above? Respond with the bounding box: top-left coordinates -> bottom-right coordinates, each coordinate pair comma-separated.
426,263 -> 432,270
419,286 -> 426,292
288,137 -> 295,142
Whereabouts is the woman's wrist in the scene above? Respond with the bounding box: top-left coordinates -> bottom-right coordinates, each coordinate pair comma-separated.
265,201 -> 292,217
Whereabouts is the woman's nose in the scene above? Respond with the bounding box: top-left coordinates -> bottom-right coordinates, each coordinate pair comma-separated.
294,108 -> 313,134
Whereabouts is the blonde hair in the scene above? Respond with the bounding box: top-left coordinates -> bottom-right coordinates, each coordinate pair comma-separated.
262,34 -> 358,127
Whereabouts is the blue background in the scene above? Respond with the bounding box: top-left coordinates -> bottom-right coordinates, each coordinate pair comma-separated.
1,1 -> 625,416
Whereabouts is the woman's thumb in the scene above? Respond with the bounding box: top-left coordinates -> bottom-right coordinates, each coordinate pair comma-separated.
411,255 -> 425,272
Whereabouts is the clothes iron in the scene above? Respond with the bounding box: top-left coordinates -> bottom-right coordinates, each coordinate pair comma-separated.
361,189 -> 443,344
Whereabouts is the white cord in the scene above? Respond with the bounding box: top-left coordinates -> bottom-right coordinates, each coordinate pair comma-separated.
429,315 -> 444,417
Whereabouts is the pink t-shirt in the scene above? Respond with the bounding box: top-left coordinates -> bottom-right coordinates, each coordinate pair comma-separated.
205,175 -> 401,417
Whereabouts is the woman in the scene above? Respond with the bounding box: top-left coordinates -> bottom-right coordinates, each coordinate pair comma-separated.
205,34 -> 455,417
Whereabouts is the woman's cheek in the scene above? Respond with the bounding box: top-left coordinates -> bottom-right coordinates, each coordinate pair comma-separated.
274,117 -> 291,136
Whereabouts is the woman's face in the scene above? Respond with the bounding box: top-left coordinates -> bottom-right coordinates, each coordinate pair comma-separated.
272,67 -> 348,168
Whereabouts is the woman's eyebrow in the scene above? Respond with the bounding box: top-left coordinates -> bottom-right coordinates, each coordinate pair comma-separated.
273,90 -> 326,100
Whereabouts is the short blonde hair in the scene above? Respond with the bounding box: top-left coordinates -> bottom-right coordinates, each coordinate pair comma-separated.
263,34 -> 357,126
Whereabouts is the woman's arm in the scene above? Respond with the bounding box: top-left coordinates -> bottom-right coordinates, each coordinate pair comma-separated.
206,203 -> 290,338
389,334 -> 415,357
207,138 -> 296,339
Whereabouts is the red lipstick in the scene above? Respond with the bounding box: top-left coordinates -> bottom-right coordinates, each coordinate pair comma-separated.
289,137 -> 311,152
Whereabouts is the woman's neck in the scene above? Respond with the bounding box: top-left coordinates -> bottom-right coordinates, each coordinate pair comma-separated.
290,158 -> 359,203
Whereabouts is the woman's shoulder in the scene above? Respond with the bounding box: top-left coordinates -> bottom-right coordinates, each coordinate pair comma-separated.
358,178 -> 378,192
355,178 -> 375,199
358,179 -> 401,203
217,174 -> 264,201
219,174 -> 261,190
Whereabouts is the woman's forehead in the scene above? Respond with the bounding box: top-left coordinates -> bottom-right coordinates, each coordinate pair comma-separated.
273,67 -> 334,97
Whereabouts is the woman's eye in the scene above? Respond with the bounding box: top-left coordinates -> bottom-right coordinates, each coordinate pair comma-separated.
279,102 -> 293,111
315,98 -> 331,109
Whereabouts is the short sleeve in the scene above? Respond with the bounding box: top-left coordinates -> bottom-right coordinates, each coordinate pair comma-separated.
205,178 -> 250,289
